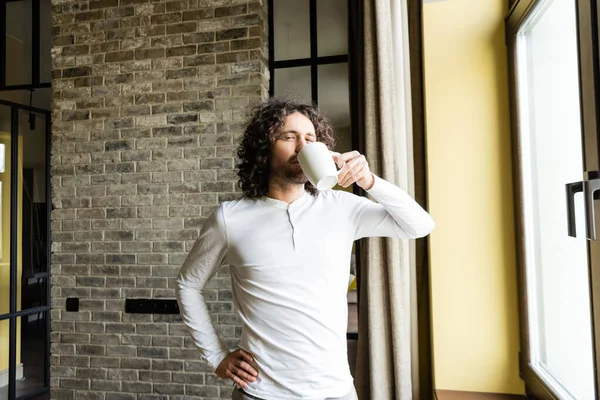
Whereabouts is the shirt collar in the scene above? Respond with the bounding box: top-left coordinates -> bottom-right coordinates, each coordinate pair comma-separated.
263,191 -> 311,210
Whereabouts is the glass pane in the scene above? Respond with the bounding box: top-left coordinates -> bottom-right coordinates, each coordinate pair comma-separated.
274,67 -> 311,105
517,0 -> 595,398
318,63 -> 350,153
16,313 -> 46,397
30,88 -> 52,111
0,319 -> 8,399
6,0 -> 33,86
317,0 -> 348,57
0,105 -> 11,316
18,110 -> 48,312
273,0 -> 310,61
39,0 -> 52,83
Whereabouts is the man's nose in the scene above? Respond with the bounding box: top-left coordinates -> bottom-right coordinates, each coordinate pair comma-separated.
296,138 -> 307,153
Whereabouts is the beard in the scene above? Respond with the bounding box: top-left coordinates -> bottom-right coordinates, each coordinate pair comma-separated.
272,159 -> 308,185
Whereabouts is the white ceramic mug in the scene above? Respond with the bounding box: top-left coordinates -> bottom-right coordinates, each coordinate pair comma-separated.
297,142 -> 341,191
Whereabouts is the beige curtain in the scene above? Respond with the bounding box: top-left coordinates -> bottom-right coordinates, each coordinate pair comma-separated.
354,0 -> 417,399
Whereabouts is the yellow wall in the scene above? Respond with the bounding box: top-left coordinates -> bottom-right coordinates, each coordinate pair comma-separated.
0,132 -> 23,371
423,0 -> 523,394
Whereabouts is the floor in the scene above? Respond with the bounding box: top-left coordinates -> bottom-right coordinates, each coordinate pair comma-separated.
436,390 -> 527,400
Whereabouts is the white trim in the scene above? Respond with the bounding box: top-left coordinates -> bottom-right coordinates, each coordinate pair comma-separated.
0,364 -> 24,387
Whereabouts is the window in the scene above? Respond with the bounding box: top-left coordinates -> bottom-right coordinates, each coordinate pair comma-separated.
507,0 -> 600,397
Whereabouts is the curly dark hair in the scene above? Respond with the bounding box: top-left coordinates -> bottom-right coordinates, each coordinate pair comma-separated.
237,98 -> 337,198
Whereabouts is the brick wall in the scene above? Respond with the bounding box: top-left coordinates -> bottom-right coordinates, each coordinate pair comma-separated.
49,1 -> 268,399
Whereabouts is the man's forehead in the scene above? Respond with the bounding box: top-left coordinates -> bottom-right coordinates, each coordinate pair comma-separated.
284,116 -> 314,129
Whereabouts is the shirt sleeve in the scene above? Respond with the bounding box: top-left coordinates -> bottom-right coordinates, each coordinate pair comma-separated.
175,205 -> 230,370
353,174 -> 435,240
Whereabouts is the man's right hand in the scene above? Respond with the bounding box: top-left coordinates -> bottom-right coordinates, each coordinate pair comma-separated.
215,349 -> 258,389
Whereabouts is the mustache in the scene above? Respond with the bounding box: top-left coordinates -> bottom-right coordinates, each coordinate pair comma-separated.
288,156 -> 299,164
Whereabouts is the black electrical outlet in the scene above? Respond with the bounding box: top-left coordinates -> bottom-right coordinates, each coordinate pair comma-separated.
66,297 -> 79,312
125,298 -> 180,314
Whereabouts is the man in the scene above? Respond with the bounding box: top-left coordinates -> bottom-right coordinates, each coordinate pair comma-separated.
176,99 -> 435,400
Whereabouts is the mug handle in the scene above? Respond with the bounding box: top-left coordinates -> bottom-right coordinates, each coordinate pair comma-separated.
330,151 -> 344,182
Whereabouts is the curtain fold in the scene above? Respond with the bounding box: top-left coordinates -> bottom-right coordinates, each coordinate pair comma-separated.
354,0 -> 416,399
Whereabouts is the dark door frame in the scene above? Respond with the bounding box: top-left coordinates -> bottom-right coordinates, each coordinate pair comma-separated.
0,98 -> 51,400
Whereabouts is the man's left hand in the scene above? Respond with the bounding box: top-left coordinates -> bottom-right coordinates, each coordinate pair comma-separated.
333,151 -> 375,190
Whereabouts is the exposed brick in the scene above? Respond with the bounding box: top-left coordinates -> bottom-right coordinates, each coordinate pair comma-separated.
198,42 -> 230,54
216,28 -> 247,41
52,0 -> 268,397
121,381 -> 152,393
231,14 -> 262,28
90,357 -> 120,368
63,67 -> 92,78
153,383 -> 184,394
182,32 -> 215,44
137,347 -> 169,359
166,45 -> 197,57
231,37 -> 262,51
151,360 -> 183,371
167,114 -> 198,125
185,385 -> 219,397
166,68 -> 197,80
75,10 -> 105,22
216,51 -> 249,64
89,0 -> 119,9
106,28 -> 136,41
215,5 -> 247,18
135,48 -> 166,60
140,371 -> 172,383
166,22 -> 197,35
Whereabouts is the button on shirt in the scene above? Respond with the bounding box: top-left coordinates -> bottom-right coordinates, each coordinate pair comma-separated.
176,175 -> 435,400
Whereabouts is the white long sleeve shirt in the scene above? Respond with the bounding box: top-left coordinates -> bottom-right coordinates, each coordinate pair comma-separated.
176,175 -> 435,399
